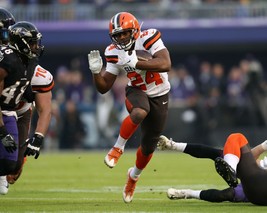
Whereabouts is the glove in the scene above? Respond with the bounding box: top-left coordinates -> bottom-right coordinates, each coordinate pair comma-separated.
88,50 -> 103,74
260,156 -> 267,169
24,132 -> 44,159
117,50 -> 138,68
0,126 -> 17,153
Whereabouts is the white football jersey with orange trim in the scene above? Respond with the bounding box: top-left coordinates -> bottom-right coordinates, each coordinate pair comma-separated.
31,65 -> 54,93
105,29 -> 170,98
16,65 -> 54,116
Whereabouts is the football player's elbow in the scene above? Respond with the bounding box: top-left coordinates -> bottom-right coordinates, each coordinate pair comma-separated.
96,86 -> 109,94
99,90 -> 108,94
161,60 -> 171,72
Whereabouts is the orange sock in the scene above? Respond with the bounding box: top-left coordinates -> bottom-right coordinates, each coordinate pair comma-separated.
119,115 -> 138,139
23,157 -> 27,165
136,146 -> 153,170
223,133 -> 248,158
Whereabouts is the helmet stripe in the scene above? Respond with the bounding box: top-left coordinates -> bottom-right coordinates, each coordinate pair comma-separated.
113,13 -> 121,30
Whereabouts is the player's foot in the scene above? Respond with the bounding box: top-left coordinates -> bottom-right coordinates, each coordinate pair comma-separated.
157,135 -> 176,151
215,157 -> 238,187
167,188 -> 192,199
7,157 -> 27,184
0,176 -> 9,195
104,147 -> 123,168
123,167 -> 138,203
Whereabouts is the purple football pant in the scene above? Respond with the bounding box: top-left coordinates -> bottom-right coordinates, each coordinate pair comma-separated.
233,184 -> 249,202
0,115 -> 19,161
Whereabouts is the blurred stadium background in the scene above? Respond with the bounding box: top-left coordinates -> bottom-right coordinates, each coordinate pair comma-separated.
4,0 -> 267,150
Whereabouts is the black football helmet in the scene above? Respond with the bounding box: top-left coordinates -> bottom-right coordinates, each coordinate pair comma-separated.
0,8 -> 15,44
8,21 -> 44,59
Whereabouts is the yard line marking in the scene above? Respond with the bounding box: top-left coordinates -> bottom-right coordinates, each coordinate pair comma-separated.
39,184 -> 219,193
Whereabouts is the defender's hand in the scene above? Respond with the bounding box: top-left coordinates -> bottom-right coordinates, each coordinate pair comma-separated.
24,133 -> 44,159
88,50 -> 103,74
0,126 -> 17,153
117,50 -> 138,68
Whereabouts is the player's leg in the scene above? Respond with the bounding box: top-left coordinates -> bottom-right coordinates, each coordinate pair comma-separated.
158,135 -> 223,160
0,115 -> 19,194
185,144 -> 223,160
123,146 -> 152,203
234,149 -> 267,205
200,187 -> 236,202
215,133 -> 248,187
167,185 -> 247,203
104,87 -> 149,168
217,134 -> 267,205
7,109 -> 31,184
167,188 -> 202,200
123,93 -> 169,203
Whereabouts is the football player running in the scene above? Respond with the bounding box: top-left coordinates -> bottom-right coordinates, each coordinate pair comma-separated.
0,9 -> 54,191
0,20 -> 41,192
6,63 -> 54,185
0,11 -> 54,194
88,12 -> 171,203
157,134 -> 267,205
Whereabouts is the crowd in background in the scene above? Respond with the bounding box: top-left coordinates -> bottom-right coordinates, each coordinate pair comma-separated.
8,0 -> 253,5
5,0 -> 265,150
34,52 -> 267,151
3,0 -> 263,22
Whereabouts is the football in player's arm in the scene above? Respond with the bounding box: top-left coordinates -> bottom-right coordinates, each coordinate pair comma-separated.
88,12 -> 171,203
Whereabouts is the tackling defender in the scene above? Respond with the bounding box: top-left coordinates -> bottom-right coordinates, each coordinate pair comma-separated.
6,64 -> 54,185
88,12 -> 171,202
0,21 -> 42,186
215,133 -> 267,205
0,10 -> 54,194
157,134 -> 267,204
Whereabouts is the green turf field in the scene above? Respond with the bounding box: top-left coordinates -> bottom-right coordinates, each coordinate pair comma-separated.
1,150 -> 266,212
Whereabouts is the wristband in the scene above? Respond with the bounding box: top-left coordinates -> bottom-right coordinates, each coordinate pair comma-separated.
35,132 -> 44,138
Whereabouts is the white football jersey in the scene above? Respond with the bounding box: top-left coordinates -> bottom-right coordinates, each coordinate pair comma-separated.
105,28 -> 170,98
16,65 -> 54,116
31,65 -> 54,93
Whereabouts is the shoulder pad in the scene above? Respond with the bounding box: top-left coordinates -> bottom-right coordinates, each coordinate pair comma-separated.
0,46 -> 18,73
31,65 -> 54,93
139,29 -> 162,51
105,44 -> 119,64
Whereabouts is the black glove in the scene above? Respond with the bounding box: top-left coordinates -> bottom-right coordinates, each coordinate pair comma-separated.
24,133 -> 44,159
0,126 -> 17,153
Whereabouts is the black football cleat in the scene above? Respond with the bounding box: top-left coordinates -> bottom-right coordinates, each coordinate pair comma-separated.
215,157 -> 238,188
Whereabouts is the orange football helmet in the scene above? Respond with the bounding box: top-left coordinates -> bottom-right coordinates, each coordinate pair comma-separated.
109,12 -> 140,50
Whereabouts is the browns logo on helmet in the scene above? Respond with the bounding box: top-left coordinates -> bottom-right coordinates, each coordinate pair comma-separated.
109,12 -> 140,50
